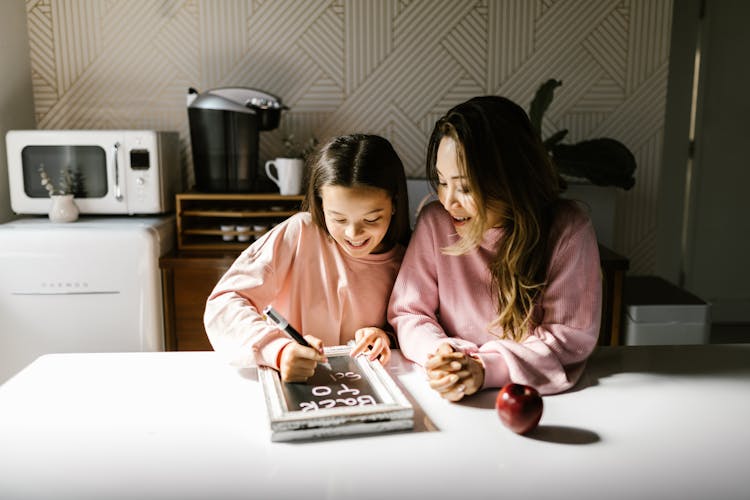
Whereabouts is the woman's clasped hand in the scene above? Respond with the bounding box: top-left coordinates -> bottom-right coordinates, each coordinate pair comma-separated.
425,343 -> 484,401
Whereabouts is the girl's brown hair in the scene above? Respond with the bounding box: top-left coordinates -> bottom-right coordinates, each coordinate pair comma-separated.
303,134 -> 411,248
426,96 -> 563,341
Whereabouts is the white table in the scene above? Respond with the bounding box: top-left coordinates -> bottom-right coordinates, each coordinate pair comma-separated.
1,345 -> 749,500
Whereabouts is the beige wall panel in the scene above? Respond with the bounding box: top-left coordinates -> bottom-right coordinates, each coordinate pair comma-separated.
24,0 -> 672,273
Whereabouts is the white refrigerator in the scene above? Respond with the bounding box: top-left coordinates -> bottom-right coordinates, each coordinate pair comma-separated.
0,216 -> 174,384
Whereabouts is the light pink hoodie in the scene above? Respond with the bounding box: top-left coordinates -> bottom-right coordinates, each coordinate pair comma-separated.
388,201 -> 601,394
204,212 -> 404,368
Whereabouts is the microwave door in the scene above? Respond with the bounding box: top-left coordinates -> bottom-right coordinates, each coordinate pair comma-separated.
49,140 -> 127,214
20,144 -> 111,199
8,140 -> 127,214
7,129 -> 177,215
7,132 -> 128,214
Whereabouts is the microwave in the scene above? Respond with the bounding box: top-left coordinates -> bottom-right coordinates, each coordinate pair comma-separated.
6,130 -> 181,215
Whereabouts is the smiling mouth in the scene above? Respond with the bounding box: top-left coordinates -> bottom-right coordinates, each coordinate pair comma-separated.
346,238 -> 370,248
451,215 -> 470,224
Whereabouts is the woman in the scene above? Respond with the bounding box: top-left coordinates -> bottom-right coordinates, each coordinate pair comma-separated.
388,96 -> 602,398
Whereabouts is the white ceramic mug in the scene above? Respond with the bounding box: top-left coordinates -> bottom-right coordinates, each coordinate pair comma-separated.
264,158 -> 305,195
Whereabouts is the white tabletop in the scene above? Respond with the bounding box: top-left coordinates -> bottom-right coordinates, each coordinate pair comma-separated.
1,345 -> 749,500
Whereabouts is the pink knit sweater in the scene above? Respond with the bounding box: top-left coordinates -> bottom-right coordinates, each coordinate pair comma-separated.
204,212 -> 405,368
388,201 -> 601,394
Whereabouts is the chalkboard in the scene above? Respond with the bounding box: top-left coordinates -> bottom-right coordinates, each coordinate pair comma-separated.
281,354 -> 384,412
259,345 -> 413,441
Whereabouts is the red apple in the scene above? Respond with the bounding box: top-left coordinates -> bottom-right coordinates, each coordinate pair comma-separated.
495,383 -> 543,434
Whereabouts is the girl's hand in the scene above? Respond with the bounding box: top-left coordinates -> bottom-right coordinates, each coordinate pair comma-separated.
278,335 -> 327,382
350,327 -> 391,365
425,343 -> 484,402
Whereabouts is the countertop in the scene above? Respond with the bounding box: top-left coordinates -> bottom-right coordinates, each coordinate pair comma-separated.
1,345 -> 749,500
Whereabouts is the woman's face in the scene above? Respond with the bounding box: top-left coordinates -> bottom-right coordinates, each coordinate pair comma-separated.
435,137 -> 504,236
320,185 -> 394,257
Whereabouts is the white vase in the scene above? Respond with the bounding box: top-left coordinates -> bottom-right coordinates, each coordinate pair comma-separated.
48,194 -> 79,223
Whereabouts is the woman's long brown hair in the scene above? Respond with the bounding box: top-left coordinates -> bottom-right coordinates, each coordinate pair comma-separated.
425,96 -> 562,341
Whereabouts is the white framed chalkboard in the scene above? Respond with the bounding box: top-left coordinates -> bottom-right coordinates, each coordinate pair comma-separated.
259,345 -> 414,441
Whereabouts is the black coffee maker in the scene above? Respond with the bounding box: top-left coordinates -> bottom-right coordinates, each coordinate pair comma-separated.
187,87 -> 287,192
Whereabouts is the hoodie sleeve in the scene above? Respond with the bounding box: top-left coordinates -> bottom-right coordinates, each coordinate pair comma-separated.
203,216 -> 303,368
388,204 -> 480,365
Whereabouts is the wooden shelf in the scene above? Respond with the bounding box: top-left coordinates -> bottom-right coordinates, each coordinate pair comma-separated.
176,192 -> 303,251
182,209 -> 298,218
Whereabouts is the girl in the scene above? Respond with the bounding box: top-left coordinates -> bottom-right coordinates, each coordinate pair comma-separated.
388,96 -> 602,399
205,134 -> 410,382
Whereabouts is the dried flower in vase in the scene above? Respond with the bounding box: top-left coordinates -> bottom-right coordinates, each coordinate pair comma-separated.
39,165 -> 74,196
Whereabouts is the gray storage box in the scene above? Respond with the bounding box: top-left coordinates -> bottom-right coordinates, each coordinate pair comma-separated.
623,276 -> 711,345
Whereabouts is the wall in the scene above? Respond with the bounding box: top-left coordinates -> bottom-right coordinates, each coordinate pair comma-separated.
21,0 -> 672,273
0,1 -> 36,222
658,0 -> 750,321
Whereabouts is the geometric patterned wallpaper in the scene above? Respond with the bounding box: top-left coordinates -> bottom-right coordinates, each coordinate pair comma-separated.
24,0 -> 672,274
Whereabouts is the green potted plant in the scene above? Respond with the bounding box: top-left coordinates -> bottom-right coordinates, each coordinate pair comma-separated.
281,132 -> 318,161
528,79 -> 636,190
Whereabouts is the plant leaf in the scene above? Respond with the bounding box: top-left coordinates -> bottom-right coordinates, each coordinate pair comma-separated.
551,138 -> 637,190
528,79 -> 562,136
543,129 -> 568,149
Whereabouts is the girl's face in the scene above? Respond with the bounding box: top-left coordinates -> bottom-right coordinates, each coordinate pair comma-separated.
320,185 -> 394,257
436,137 -> 504,236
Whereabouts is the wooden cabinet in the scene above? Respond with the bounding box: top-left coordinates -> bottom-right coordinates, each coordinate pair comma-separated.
598,244 -> 629,346
161,193 -> 304,351
160,252 -> 237,351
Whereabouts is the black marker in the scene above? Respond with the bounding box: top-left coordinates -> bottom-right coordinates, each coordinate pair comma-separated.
263,306 -> 331,370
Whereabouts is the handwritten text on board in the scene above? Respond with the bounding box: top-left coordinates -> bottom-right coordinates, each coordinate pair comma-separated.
281,355 -> 384,412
